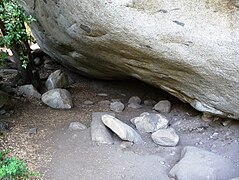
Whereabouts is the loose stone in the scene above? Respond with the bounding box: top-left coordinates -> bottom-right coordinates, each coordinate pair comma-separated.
153,100 -> 172,113
151,128 -> 179,146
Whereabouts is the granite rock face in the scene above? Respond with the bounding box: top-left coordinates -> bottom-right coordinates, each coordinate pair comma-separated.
169,146 -> 239,180
21,0 -> 239,119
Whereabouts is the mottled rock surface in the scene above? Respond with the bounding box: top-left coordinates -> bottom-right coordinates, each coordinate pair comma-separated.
18,84 -> 41,99
169,146 -> 239,180
41,89 -> 73,109
131,112 -> 169,133
21,0 -> 239,119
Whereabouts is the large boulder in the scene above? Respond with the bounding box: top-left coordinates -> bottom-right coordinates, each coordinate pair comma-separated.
21,0 -> 239,119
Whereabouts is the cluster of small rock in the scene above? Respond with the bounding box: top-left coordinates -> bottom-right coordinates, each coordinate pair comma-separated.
16,69 -> 73,110
88,99 -> 239,180
89,95 -> 179,147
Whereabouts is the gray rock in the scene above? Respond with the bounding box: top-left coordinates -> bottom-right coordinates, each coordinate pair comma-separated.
0,122 -> 9,131
0,91 -> 9,109
127,103 -> 142,109
131,112 -> 169,133
153,100 -> 172,113
128,96 -> 141,104
28,128 -> 37,135
20,0 -> 239,119
151,128 -> 179,147
110,101 -> 125,113
44,63 -> 55,70
41,89 -> 73,109
84,100 -> 94,105
143,99 -> 157,106
18,84 -> 41,99
69,122 -> 87,130
0,109 -> 6,115
91,112 -> 115,144
46,69 -> 69,90
102,114 -> 143,144
169,146 -> 239,180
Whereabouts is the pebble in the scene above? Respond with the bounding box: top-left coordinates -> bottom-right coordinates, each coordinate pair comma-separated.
110,101 -> 125,113
34,57 -> 42,66
28,128 -> 37,135
69,122 -> 87,130
0,122 -> 9,131
84,100 -> 94,105
153,100 -> 171,113
151,127 -> 179,147
97,93 -> 108,97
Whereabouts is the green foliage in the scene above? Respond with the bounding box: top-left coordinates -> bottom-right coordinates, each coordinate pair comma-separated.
0,150 -> 39,179
0,0 -> 35,68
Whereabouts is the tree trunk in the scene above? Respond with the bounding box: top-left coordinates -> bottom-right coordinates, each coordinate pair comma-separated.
0,19 -> 40,89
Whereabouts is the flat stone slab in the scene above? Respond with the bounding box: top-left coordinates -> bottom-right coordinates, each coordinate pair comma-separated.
91,112 -> 115,145
169,146 -> 239,180
69,122 -> 87,131
102,114 -> 143,144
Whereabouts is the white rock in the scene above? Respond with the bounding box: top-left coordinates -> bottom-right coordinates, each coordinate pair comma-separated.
169,146 -> 239,180
110,101 -> 125,113
151,128 -> 179,147
18,84 -> 41,99
102,115 -> 143,144
41,89 -> 73,109
20,0 -> 239,119
69,122 -> 87,130
131,112 -> 169,133
153,100 -> 172,113
46,69 -> 69,90
91,112 -> 114,144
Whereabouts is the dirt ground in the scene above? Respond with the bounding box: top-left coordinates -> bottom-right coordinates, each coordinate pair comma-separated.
0,70 -> 239,180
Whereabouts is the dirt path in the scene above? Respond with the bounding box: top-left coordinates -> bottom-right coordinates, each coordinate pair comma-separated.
1,74 -> 239,179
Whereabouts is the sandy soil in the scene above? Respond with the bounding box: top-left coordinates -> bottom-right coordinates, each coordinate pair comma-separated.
0,70 -> 239,180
